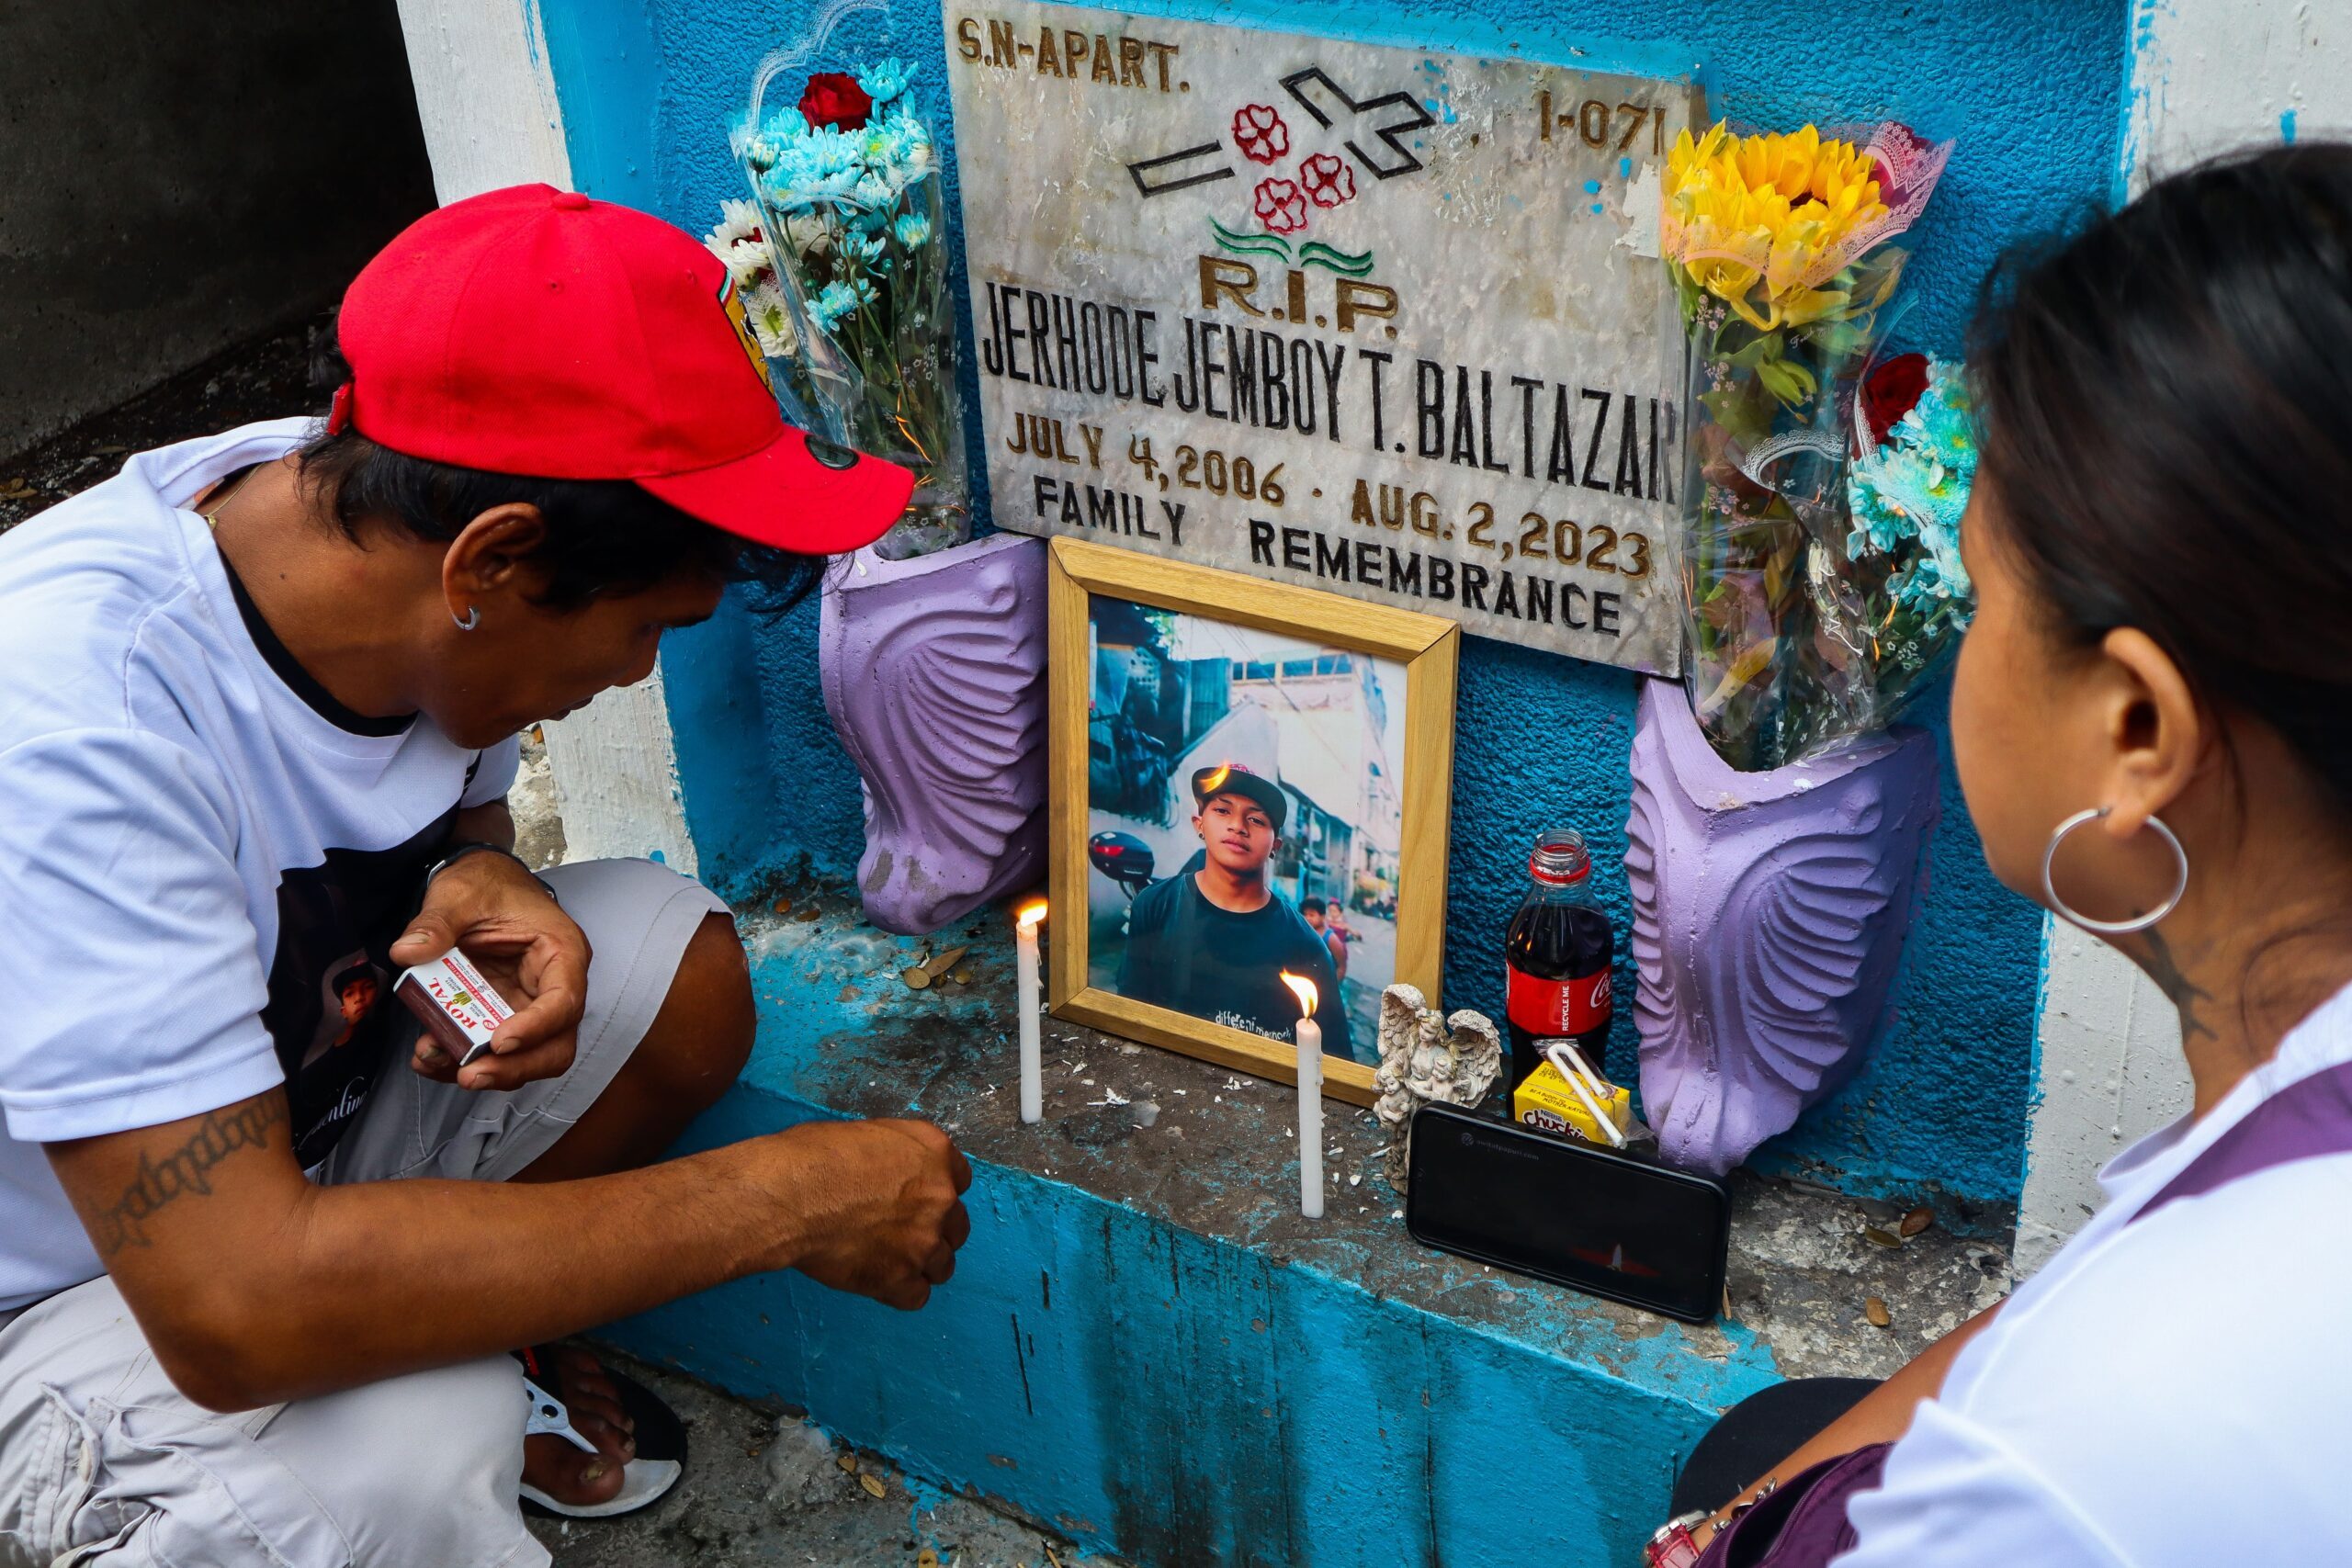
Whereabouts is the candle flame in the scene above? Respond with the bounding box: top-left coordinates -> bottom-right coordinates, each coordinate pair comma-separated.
1015,898 -> 1048,932
1280,970 -> 1317,1015
1201,763 -> 1230,794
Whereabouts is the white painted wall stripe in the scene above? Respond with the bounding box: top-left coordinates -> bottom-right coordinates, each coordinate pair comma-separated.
2018,920 -> 2190,1272
2121,0 -> 2351,193
389,0 -> 699,875
392,0 -> 573,204
2019,0 -> 2352,1272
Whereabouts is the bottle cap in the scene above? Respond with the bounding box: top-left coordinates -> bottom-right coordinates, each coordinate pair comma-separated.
1528,828 -> 1591,886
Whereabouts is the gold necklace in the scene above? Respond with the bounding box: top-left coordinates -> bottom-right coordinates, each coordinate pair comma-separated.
196,462 -> 263,530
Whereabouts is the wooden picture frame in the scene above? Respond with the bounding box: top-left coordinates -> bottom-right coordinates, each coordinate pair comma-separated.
1047,536 -> 1459,1106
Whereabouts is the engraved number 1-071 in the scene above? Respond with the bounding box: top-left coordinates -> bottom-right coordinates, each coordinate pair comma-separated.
1538,91 -> 1666,152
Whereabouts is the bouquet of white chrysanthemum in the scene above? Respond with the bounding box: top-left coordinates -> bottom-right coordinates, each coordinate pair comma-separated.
731,54 -> 964,558
702,198 -> 798,361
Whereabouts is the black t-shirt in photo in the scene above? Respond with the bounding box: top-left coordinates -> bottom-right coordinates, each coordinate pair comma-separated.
1118,874 -> 1352,1059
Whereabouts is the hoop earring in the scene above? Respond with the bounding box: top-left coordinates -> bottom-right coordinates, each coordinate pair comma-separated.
2040,806 -> 2188,935
452,605 -> 480,632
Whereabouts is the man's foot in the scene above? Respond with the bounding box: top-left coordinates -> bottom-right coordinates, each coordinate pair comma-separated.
522,1345 -> 638,1510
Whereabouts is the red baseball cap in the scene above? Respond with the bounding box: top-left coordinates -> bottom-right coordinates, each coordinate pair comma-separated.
334,183 -> 913,554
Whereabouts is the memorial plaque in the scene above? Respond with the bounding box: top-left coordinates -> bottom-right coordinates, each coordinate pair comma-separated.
947,3 -> 1702,673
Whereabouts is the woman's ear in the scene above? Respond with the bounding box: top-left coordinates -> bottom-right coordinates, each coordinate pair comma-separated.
440,502 -> 550,619
2096,626 -> 2206,840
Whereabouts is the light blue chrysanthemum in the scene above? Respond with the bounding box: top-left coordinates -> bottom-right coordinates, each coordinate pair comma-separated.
808,280 -> 863,333
841,231 -> 886,265
857,58 -> 913,105
890,114 -> 934,174
736,108 -> 814,171
1848,357 -> 1977,617
859,123 -> 904,170
893,213 -> 933,248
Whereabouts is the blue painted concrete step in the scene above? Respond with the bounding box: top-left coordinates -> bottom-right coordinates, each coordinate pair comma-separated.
609,890 -> 2005,1567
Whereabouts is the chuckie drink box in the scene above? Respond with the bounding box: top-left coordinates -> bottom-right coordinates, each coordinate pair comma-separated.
395,949 -> 514,1067
1504,828 -> 1616,1091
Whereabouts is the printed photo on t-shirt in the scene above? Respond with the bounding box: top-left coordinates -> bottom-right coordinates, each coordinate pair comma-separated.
264,815 -> 453,1168
301,950 -> 386,1069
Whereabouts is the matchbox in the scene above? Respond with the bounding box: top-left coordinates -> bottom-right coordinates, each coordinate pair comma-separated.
394,950 -> 514,1067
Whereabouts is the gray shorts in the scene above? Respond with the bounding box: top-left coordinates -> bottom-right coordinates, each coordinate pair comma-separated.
0,858 -> 728,1568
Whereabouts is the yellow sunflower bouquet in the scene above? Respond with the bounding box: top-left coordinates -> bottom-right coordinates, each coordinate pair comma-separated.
1661,120 -> 1952,769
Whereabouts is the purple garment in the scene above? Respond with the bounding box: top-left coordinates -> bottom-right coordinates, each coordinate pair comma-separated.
2137,1058 -> 2352,1218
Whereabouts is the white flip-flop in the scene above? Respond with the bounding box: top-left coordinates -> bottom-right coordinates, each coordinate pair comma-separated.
513,1346 -> 688,1520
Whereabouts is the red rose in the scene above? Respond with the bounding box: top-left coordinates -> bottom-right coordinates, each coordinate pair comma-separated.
1233,104 -> 1290,165
1253,177 -> 1308,235
1859,352 -> 1928,446
799,72 -> 873,130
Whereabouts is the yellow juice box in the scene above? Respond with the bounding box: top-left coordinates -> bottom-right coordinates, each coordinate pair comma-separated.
1512,1058 -> 1633,1146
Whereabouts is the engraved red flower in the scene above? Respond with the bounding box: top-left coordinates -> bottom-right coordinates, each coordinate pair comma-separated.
1253,177 -> 1308,234
1299,152 -> 1356,209
798,72 -> 873,130
1233,104 -> 1290,165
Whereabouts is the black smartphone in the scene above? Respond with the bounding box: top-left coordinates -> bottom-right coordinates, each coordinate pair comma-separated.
1405,1101 -> 1731,1324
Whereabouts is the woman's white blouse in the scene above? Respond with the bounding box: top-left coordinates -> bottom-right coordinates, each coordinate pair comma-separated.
1838,980 -> 2352,1567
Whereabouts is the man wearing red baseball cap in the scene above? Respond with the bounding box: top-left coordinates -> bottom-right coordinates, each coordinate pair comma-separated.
0,185 -> 969,1562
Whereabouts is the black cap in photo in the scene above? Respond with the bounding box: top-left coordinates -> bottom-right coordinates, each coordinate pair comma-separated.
1190,761 -> 1287,834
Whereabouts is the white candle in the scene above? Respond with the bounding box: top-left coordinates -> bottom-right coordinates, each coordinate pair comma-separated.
1016,900 -> 1046,1123
1282,972 -> 1324,1218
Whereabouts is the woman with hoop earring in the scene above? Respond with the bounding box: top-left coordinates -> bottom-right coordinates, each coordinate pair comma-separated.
1645,144 -> 2352,1568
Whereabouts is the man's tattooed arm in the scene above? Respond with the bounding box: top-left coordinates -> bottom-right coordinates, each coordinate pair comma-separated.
90,1094 -> 288,1255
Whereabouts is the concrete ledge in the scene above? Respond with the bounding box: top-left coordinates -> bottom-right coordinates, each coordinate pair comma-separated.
610,882 -> 2010,1566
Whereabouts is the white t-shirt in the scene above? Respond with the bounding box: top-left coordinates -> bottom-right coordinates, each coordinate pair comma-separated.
0,419 -> 518,1311
1838,979 -> 2352,1566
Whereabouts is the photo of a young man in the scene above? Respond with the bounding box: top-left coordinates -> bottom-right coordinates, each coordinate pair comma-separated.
1117,763 -> 1352,1057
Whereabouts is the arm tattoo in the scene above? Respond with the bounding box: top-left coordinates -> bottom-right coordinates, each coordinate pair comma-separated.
93,1097 -> 288,1255
2137,927 -> 2216,1043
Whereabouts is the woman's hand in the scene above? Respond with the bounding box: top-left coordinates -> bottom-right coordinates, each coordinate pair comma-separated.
391,849 -> 589,1090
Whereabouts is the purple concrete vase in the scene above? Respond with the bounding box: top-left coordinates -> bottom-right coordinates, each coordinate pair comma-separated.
1624,678 -> 1940,1176
818,532 -> 1047,935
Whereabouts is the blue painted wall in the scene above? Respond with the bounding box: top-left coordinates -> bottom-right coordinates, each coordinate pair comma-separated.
541,0 -> 2130,1209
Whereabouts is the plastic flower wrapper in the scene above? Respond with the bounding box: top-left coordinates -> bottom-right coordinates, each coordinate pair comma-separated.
731,26 -> 966,560
1772,351 -> 1976,753
1661,120 -> 1952,768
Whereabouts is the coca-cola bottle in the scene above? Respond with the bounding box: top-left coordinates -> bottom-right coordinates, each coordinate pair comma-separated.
1503,828 -> 1616,1091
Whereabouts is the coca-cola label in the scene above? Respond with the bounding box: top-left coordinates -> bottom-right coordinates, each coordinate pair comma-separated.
1507,965 -> 1612,1035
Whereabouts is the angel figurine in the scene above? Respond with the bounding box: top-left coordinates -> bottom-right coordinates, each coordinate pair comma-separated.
1374,984 -> 1501,1191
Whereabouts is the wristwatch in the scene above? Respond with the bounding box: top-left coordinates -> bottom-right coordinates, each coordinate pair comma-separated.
425,840 -> 559,904
1645,1478 -> 1777,1567
1644,1510 -> 1709,1568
